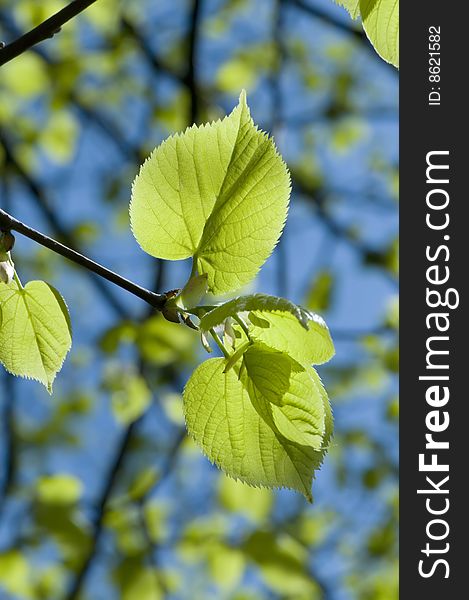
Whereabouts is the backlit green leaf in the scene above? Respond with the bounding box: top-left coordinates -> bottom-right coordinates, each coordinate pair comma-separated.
243,531 -> 321,597
360,0 -> 399,67
130,92 -> 290,294
183,357 -> 331,500
243,344 -> 325,449
0,280 -> 72,392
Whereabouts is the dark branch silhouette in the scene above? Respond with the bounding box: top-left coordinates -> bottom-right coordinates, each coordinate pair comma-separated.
0,0 -> 98,67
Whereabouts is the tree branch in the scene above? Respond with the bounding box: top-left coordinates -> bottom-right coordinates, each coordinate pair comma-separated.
0,209 -> 168,310
0,0 -> 98,67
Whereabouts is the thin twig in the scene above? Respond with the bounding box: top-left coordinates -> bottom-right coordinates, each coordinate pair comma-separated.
0,209 -> 167,310
0,0 -> 98,67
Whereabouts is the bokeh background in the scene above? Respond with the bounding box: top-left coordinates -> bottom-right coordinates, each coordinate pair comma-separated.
0,1 -> 398,598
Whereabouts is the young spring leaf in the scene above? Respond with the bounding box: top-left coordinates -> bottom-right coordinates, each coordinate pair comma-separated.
183,357 -> 331,501
0,281 -> 72,392
199,293 -> 334,365
360,0 -> 399,67
243,344 -> 325,450
199,294 -> 309,331
130,92 -> 290,294
248,310 -> 334,366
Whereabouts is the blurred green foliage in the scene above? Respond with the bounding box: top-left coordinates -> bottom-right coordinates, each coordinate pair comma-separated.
0,0 -> 398,598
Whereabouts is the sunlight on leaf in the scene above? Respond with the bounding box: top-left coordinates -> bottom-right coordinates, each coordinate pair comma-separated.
360,0 -> 399,67
130,92 -> 290,294
183,357 -> 332,500
0,280 -> 72,392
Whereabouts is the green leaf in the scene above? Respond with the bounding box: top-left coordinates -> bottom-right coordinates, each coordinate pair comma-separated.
199,293 -> 334,365
130,92 -> 291,294
243,344 -> 325,450
110,374 -> 151,425
249,310 -> 334,366
360,0 -> 399,67
199,293 -> 309,330
128,467 -> 158,501
0,280 -> 72,392
305,270 -> 334,312
183,357 -> 331,500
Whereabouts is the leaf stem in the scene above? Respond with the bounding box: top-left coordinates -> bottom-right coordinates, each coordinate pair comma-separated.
0,209 -> 167,310
12,269 -> 23,291
209,328 -> 230,359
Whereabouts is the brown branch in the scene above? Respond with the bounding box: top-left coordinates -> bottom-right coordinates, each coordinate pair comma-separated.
0,208 -> 168,310
0,0 -> 98,67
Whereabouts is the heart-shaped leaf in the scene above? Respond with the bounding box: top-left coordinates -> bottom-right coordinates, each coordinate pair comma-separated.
130,92 -> 291,294
0,280 -> 72,392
